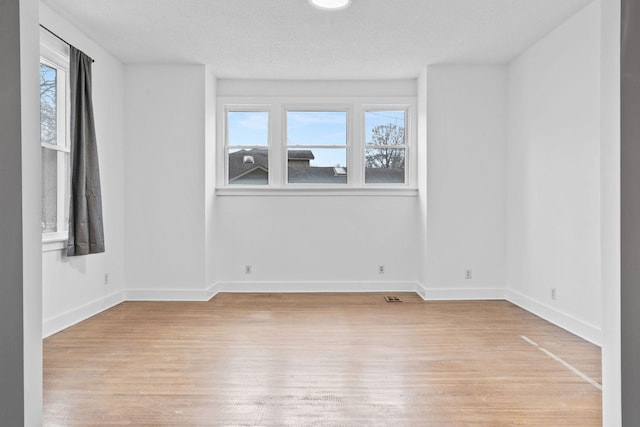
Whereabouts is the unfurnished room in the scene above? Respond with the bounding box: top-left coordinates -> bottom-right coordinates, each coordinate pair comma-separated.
1,0 -> 638,425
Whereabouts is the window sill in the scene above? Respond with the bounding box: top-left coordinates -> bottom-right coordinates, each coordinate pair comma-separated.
42,233 -> 67,252
215,187 -> 419,197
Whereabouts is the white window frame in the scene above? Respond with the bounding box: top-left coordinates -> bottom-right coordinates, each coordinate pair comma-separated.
284,105 -> 352,186
223,106 -> 272,186
40,30 -> 71,251
362,105 -> 411,186
216,96 -> 417,195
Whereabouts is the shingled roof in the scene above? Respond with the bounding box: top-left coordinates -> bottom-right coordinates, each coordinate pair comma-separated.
287,150 -> 315,160
288,164 -> 348,184
228,148 -> 404,184
228,149 -> 269,184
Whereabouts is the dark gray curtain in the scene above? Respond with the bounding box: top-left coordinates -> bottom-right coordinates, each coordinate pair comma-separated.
67,47 -> 105,256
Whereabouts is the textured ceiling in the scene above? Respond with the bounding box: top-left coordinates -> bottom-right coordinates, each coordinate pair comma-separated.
42,0 -> 594,80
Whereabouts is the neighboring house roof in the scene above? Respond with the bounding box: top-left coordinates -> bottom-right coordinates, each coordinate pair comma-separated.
228,148 -> 404,184
287,150 -> 315,160
364,168 -> 405,184
228,149 -> 268,183
231,166 -> 269,184
288,164 -> 348,184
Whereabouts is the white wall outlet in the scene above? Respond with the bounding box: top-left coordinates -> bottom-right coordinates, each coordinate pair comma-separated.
245,265 -> 252,274
551,288 -> 557,300
104,273 -> 109,285
379,265 -> 385,274
465,269 -> 472,279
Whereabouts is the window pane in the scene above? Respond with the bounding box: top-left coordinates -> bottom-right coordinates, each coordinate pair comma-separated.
365,111 -> 405,146
287,111 -> 347,146
42,147 -> 57,232
288,148 -> 347,184
228,148 -> 269,185
40,64 -> 57,146
227,111 -> 269,146
365,148 -> 405,184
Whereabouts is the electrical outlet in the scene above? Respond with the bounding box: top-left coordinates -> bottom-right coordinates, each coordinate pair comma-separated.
245,265 -> 252,274
551,288 -> 557,300
104,273 -> 109,285
465,269 -> 472,279
379,265 -> 385,274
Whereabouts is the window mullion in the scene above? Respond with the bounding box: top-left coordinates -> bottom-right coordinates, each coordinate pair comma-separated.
271,105 -> 283,186
286,144 -> 348,150
351,105 -> 363,187
41,143 -> 70,153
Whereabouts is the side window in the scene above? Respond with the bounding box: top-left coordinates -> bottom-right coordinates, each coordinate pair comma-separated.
286,110 -> 348,184
40,52 -> 70,243
364,110 -> 406,184
226,110 -> 270,185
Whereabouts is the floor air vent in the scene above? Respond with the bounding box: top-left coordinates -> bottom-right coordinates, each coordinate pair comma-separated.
385,296 -> 402,302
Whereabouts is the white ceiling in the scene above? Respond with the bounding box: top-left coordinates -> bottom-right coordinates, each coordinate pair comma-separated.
43,0 -> 594,80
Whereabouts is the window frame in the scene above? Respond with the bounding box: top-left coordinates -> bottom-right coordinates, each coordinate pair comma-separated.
224,106 -> 272,186
362,105 -> 410,185
283,105 -> 352,186
40,30 -> 71,251
216,96 -> 417,194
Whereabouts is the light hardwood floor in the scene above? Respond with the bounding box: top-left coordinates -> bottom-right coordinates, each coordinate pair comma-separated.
43,293 -> 602,426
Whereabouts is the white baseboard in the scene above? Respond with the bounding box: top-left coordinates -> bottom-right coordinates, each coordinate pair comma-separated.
415,282 -> 428,300
43,290 -> 125,338
214,281 -> 421,294
205,283 -> 219,300
420,286 -> 506,301
125,288 -> 213,301
505,288 -> 602,346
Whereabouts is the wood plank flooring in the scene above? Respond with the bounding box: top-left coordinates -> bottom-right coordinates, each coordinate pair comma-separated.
43,293 -> 602,426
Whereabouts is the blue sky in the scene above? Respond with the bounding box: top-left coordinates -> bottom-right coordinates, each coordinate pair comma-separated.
40,64 -> 58,145
364,110 -> 405,143
227,111 -> 269,146
227,110 -> 405,168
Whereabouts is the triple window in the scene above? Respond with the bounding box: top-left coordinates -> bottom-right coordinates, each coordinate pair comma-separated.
220,99 -> 414,188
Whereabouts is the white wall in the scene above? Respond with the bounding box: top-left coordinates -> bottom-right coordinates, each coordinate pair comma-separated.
506,1 -> 602,344
600,0 -> 621,423
40,3 -> 127,337
213,195 -> 420,289
205,67 -> 217,289
20,0 -> 43,422
124,64 -> 209,299
417,69 -> 428,295
0,0 -> 42,423
213,80 -> 420,292
425,65 -> 507,298
217,79 -> 416,98
26,2 -> 622,421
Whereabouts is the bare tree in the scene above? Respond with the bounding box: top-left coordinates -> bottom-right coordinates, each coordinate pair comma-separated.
365,124 -> 405,168
40,65 -> 57,145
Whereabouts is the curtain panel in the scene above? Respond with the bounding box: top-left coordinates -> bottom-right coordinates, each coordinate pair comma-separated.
67,47 -> 105,256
